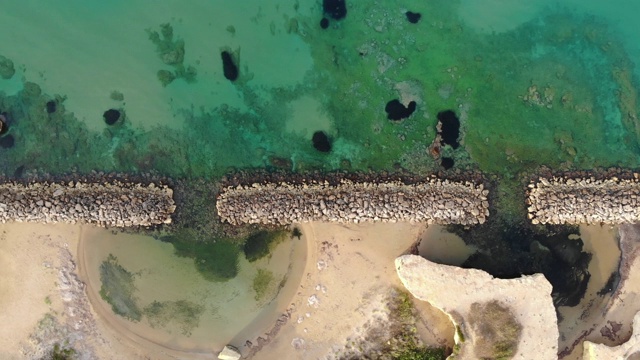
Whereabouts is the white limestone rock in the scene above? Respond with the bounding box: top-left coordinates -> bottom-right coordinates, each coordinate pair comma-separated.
395,255 -> 558,360
218,345 -> 241,360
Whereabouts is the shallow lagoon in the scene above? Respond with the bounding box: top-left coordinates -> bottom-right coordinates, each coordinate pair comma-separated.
78,226 -> 306,353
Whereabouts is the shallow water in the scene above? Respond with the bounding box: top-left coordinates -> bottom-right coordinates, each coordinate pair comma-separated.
2,0 -> 640,355
79,226 -> 305,353
0,1 -> 638,177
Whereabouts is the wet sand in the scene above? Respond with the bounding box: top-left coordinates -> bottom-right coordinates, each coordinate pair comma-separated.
558,224 -> 622,359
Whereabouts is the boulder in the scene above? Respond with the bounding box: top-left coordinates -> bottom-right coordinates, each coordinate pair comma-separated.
218,345 -> 241,360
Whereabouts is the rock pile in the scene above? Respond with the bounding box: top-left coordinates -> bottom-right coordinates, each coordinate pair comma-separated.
0,180 -> 175,227
528,175 -> 640,224
217,176 -> 489,225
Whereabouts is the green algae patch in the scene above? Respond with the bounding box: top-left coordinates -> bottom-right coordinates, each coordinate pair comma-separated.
161,229 -> 240,282
243,230 -> 289,262
99,254 -> 142,321
147,23 -> 197,86
143,300 -> 205,336
252,268 -> 274,302
336,288 -> 448,360
468,300 -> 522,360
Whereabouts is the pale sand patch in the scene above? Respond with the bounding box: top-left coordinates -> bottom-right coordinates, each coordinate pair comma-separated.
285,96 -> 334,139
252,223 -> 456,360
0,223 -> 73,360
0,223 -> 151,360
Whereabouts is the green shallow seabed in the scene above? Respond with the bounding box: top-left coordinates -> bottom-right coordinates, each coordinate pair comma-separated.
0,1 -> 638,180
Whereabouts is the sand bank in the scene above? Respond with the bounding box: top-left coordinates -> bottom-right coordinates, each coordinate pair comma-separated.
251,223 -> 461,359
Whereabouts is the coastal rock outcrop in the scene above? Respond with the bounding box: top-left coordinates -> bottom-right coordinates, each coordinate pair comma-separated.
395,255 -> 558,360
528,174 -> 640,224
217,176 -> 489,226
0,180 -> 175,227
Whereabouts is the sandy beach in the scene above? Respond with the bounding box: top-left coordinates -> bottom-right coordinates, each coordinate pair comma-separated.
0,223 -> 150,360
6,221 -> 637,359
251,222 -> 457,359
0,221 -> 458,360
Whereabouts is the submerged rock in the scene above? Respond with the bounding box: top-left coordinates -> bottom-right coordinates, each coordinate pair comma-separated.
0,134 -> 14,149
0,113 -> 9,135
437,110 -> 460,149
221,51 -> 239,81
320,17 -> 329,29
46,100 -> 57,114
441,157 -> 454,170
405,11 -> 422,24
323,0 -> 347,20
385,99 -> 416,121
103,109 -> 122,125
0,55 -> 15,79
312,131 -> 332,152
157,69 -> 176,87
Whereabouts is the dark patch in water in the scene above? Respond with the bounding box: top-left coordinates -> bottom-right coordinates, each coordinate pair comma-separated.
437,110 -> 460,149
221,51 -> 238,81
385,99 -> 416,121
405,11 -> 421,24
441,157 -> 454,169
320,17 -> 330,29
312,131 -> 332,152
14,165 -> 24,178
597,271 -> 620,296
0,134 -> 15,149
323,0 -> 347,20
448,218 -> 592,307
46,100 -> 57,114
103,109 -> 122,125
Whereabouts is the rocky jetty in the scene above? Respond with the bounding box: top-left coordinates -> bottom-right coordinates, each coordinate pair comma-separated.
395,255 -> 558,360
0,180 -> 175,227
217,176 -> 489,226
528,174 -> 640,224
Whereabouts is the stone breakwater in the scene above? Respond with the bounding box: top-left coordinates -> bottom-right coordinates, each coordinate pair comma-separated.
217,177 -> 489,226
528,174 -> 640,224
0,180 -> 175,227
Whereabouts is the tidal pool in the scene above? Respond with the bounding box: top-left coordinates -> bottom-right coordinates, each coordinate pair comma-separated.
77,225 -> 307,355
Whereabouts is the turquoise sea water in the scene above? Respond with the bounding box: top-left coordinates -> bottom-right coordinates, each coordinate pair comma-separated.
2,0 -> 640,355
1,0 -> 639,179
